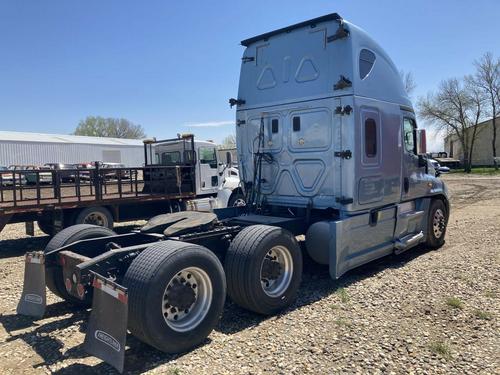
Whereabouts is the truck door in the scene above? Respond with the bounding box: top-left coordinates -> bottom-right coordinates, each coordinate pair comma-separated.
198,146 -> 219,194
401,116 -> 425,201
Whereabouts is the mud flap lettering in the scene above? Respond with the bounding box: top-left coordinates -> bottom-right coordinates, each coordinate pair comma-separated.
83,272 -> 128,373
17,252 -> 46,318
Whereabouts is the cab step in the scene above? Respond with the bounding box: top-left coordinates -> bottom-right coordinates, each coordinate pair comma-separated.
394,231 -> 424,255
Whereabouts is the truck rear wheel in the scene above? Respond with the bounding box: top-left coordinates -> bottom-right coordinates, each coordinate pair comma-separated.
225,225 -> 302,315
44,224 -> 116,305
123,241 -> 226,353
425,199 -> 448,249
73,206 -> 114,229
37,217 -> 55,236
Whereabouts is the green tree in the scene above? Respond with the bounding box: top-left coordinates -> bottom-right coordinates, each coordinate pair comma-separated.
418,78 -> 485,173
74,116 -> 146,139
219,133 -> 236,149
470,52 -> 500,170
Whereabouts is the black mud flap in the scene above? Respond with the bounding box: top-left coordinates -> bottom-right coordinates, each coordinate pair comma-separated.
83,272 -> 128,373
17,252 -> 46,318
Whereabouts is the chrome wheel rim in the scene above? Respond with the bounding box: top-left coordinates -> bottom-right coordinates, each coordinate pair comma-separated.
83,212 -> 108,227
433,208 -> 446,238
260,245 -> 293,298
232,198 -> 246,207
162,267 -> 213,332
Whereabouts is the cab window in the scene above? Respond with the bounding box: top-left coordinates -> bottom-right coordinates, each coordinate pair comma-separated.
403,118 -> 416,154
199,147 -> 217,168
160,151 -> 181,164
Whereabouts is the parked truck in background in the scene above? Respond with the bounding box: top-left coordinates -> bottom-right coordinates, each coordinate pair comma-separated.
16,13 -> 449,373
0,135 -> 243,236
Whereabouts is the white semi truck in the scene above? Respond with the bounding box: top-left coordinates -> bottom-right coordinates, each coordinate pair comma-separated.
17,13 -> 449,372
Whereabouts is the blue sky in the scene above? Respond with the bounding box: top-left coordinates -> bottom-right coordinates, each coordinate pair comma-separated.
0,0 -> 499,149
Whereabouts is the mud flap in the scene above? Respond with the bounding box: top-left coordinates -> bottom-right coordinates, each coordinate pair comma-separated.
17,252 -> 46,318
83,272 -> 128,373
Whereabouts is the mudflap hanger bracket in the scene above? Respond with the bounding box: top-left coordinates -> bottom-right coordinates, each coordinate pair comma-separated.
84,271 -> 128,373
17,251 -> 46,318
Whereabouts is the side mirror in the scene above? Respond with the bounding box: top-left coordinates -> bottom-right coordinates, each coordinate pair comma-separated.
226,151 -> 232,166
416,129 -> 427,155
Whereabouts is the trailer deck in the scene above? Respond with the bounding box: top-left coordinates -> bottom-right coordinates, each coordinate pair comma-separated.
0,163 -> 196,233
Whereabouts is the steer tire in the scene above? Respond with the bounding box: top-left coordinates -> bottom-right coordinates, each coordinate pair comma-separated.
225,225 -> 302,315
425,199 -> 448,249
123,241 -> 226,353
227,191 -> 246,207
44,224 -> 116,305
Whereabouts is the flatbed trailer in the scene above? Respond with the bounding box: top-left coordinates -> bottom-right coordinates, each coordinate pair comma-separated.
0,135 -> 227,235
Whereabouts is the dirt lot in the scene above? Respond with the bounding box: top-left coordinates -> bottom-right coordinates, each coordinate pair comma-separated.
0,175 -> 498,374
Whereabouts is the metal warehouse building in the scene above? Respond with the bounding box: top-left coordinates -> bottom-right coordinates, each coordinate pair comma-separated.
0,131 -> 144,167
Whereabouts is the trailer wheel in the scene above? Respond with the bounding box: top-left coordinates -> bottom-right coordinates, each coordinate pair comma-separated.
123,241 -> 226,353
225,225 -> 302,315
45,224 -> 116,305
425,199 -> 448,249
37,218 -> 54,236
73,206 -> 114,229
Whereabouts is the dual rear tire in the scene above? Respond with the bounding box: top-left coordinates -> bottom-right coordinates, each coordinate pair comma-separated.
44,224 -> 117,305
38,206 -> 114,236
225,225 -> 302,315
123,241 -> 226,353
123,225 -> 302,353
44,223 -> 302,354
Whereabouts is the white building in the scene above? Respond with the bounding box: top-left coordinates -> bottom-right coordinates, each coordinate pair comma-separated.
444,117 -> 500,167
0,131 -> 144,167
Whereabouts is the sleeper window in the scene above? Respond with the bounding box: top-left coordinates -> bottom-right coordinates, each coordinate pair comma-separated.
364,118 -> 377,158
359,49 -> 376,80
271,119 -> 279,133
293,116 -> 301,131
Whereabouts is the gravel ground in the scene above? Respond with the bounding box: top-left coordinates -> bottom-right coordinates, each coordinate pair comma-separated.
0,175 -> 498,374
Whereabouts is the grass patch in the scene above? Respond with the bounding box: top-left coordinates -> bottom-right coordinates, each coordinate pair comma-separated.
445,297 -> 464,309
484,290 -> 496,298
473,309 -> 493,320
337,288 -> 350,303
169,368 -> 181,375
334,317 -> 352,327
429,340 -> 452,359
330,304 -> 339,310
